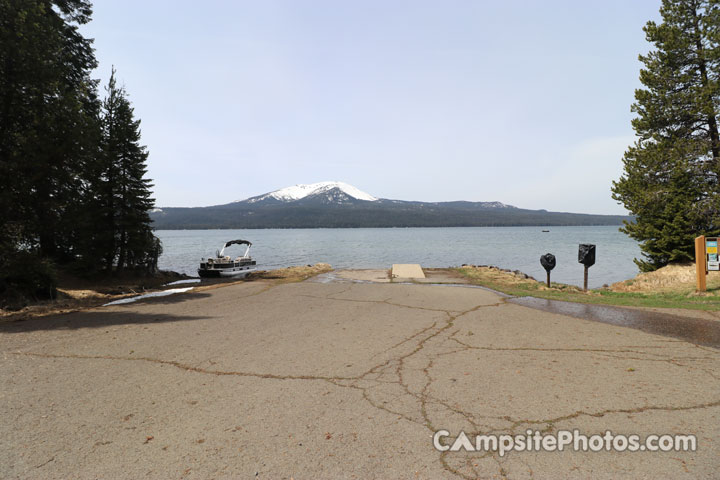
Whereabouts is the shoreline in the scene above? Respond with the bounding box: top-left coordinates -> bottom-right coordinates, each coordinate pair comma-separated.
0,264 -> 333,322
4,262 -> 720,322
151,223 -> 627,230
154,224 -> 640,289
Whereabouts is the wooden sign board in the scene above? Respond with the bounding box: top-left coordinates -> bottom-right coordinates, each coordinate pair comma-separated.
707,238 -> 719,271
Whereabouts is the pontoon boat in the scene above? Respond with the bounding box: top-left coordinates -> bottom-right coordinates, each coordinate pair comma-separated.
198,240 -> 257,278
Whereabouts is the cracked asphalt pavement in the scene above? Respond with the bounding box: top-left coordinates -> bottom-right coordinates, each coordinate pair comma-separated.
1,278 -> 719,479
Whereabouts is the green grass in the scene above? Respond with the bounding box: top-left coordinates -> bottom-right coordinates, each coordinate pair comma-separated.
455,267 -> 720,311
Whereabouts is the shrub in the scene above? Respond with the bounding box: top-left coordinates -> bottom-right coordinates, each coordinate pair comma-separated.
0,252 -> 58,310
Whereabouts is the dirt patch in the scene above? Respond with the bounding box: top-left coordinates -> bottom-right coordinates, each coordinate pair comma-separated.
609,263 -> 720,294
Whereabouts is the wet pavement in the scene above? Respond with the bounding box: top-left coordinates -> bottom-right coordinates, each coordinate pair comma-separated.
511,297 -> 720,349
315,269 -> 720,350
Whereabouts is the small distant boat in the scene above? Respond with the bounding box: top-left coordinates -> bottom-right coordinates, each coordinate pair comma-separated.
542,230 -> 550,232
198,240 -> 257,278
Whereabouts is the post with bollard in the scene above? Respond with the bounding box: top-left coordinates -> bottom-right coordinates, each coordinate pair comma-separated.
578,244 -> 596,292
540,253 -> 556,287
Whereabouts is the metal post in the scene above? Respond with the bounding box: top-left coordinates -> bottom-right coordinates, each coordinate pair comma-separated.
578,244 -> 595,292
695,235 -> 707,292
546,271 -> 551,288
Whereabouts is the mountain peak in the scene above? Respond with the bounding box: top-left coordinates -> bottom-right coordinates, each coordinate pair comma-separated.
239,181 -> 378,204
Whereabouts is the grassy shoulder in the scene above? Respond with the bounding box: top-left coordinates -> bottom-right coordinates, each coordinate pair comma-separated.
455,265 -> 720,311
250,263 -> 332,283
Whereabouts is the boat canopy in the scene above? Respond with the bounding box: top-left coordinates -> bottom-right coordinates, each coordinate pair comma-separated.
217,239 -> 252,258
224,239 -> 252,248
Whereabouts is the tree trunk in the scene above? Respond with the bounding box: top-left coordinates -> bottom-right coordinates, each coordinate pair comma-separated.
116,227 -> 126,272
692,5 -> 720,171
37,178 -> 56,258
105,170 -> 116,271
697,58 -> 720,163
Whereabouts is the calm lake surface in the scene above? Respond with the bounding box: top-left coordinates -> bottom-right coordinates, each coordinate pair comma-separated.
156,226 -> 641,289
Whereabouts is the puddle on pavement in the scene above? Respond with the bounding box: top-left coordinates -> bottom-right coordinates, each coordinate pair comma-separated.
309,272 -> 343,284
308,272 -> 511,298
309,272 -> 381,284
511,297 -> 720,349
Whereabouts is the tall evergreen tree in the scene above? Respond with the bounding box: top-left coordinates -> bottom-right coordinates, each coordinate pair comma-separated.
94,69 -> 160,272
613,0 -> 720,271
1,1 -> 161,307
1,0 -> 99,302
0,0 -> 99,259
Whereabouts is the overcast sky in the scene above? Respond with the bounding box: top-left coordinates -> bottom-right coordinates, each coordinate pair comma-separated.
82,1 -> 661,214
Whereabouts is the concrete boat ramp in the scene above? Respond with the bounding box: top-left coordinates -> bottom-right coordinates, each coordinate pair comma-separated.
391,263 -> 426,280
1,265 -> 718,479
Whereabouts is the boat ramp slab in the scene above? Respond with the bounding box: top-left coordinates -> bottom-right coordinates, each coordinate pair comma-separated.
391,264 -> 425,279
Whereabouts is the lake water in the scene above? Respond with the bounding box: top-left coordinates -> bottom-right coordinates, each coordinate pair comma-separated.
156,226 -> 641,289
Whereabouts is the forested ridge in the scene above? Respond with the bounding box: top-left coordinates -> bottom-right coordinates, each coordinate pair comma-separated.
151,200 -> 631,229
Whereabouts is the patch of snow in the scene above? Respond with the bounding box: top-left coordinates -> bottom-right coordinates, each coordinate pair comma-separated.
239,181 -> 377,203
164,279 -> 201,286
482,202 -> 514,208
103,287 -> 194,306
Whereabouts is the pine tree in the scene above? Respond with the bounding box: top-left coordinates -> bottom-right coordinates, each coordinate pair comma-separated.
95,69 -> 160,272
0,0 -> 99,260
613,0 -> 720,271
1,0 -> 99,303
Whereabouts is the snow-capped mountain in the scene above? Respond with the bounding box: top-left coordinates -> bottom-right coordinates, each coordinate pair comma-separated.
151,182 -> 630,228
239,181 -> 378,204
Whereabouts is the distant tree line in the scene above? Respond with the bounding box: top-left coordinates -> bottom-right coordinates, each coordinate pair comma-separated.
613,0 -> 720,271
0,0 -> 160,306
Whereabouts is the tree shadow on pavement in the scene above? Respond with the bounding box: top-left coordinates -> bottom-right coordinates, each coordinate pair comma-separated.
0,302 -> 213,334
